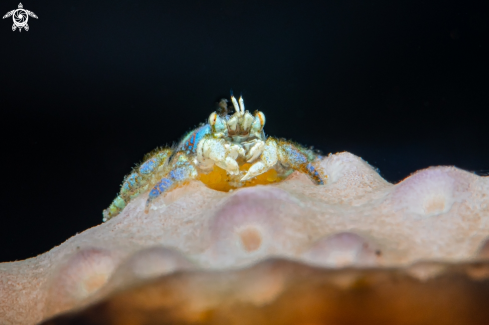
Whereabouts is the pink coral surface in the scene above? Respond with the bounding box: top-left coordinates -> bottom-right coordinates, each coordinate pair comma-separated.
1,152 -> 489,324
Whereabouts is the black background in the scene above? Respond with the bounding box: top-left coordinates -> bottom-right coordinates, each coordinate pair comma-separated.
0,0 -> 488,262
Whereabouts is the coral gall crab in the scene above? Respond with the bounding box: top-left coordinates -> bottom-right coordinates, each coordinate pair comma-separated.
103,94 -> 327,221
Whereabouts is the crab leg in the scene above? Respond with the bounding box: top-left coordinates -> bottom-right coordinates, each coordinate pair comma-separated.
103,148 -> 173,222
276,140 -> 326,185
241,137 -> 326,185
145,153 -> 198,213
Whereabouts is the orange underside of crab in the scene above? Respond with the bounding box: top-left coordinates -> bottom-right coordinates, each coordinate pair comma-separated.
199,160 -> 282,192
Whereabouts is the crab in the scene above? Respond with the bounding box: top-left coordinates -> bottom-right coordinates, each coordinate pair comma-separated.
103,94 -> 327,222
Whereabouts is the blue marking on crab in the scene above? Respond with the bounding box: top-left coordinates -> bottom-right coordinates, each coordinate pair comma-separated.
180,124 -> 212,155
170,168 -> 187,181
139,158 -> 157,174
149,178 -> 173,199
306,163 -> 324,185
122,173 -> 140,193
145,156 -> 199,212
283,145 -> 308,165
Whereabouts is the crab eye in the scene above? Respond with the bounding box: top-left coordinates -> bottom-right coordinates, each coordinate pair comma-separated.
209,112 -> 218,126
256,111 -> 265,128
209,112 -> 227,134
251,111 -> 266,132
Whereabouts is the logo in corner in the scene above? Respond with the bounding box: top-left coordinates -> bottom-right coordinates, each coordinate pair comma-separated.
3,3 -> 37,32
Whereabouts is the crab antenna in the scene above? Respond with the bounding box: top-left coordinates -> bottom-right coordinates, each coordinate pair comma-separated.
239,96 -> 245,115
231,95 -> 241,116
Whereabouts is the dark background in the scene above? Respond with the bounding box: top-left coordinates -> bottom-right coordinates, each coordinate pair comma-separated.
0,0 -> 488,262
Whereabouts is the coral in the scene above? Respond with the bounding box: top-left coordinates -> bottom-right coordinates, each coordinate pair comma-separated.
41,259 -> 489,325
1,152 -> 489,324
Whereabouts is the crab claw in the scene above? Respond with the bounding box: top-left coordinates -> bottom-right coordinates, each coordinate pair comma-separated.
216,157 -> 239,175
198,138 -> 243,176
241,139 -> 278,182
241,161 -> 267,182
217,144 -> 245,175
245,140 -> 265,163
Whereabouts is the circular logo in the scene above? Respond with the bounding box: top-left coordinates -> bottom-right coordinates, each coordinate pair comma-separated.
13,9 -> 28,27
